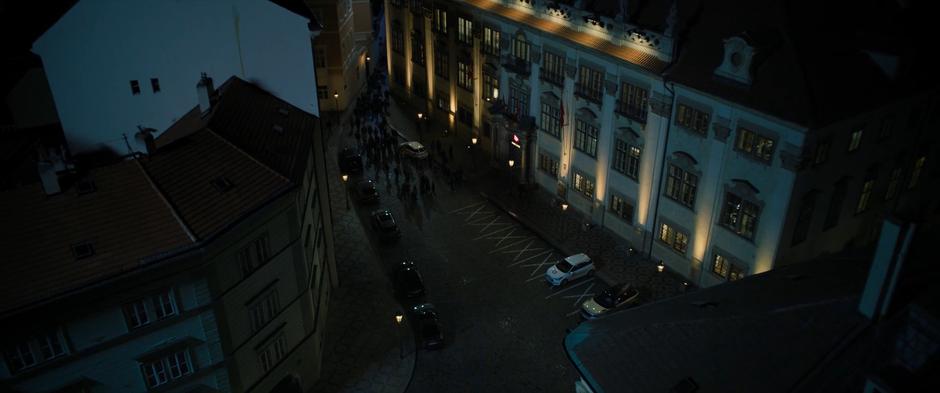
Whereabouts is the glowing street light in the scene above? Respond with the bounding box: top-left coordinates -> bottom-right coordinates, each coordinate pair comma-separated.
341,174 -> 349,210
508,159 -> 515,167
657,260 -> 665,273
395,312 -> 405,359
471,137 -> 478,145
561,202 -> 569,211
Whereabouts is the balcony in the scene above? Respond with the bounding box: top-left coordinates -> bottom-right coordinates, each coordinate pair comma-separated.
502,56 -> 531,77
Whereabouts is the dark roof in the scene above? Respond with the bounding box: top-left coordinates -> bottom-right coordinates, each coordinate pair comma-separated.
207,77 -> 317,181
269,0 -> 313,20
565,258 -> 871,393
0,123 -> 66,190
665,0 -> 935,127
0,77 -> 318,316
0,159 -> 194,316
142,130 -> 291,240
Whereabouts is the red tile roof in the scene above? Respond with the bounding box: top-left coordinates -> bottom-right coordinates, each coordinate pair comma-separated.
0,77 -> 319,316
0,159 -> 193,315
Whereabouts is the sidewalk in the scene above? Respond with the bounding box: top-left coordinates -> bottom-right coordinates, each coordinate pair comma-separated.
310,77 -> 416,393
384,90 -> 692,303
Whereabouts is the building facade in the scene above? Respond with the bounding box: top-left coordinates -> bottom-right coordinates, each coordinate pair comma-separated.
32,0 -> 321,155
0,77 -> 337,393
308,0 -> 375,114
385,0 -> 938,287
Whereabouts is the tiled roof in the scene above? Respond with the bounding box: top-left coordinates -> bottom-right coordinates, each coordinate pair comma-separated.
0,77 -> 317,315
142,129 -> 291,240
207,77 -> 317,182
565,258 -> 870,393
464,0 -> 669,74
0,159 -> 194,315
665,0 -> 928,127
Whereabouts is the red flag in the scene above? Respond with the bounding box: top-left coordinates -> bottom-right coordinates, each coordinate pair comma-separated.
559,100 -> 565,127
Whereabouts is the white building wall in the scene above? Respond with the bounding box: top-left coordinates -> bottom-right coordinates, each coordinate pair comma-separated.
33,0 -> 318,155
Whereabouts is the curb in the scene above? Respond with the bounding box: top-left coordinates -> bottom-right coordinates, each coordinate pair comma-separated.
479,191 -> 615,287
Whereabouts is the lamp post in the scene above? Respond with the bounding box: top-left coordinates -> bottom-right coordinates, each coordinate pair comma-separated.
560,201 -> 569,237
417,112 -> 425,143
395,312 -> 405,359
471,136 -> 478,171
342,174 -> 349,210
508,159 -> 515,196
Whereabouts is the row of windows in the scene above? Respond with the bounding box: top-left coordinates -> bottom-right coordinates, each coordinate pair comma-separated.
130,78 -> 160,95
4,331 -> 68,373
142,349 -> 193,389
792,156 -> 928,245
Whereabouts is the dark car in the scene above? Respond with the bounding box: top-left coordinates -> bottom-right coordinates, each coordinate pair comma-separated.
338,147 -> 363,174
355,179 -> 379,203
371,209 -> 401,240
411,303 -> 444,350
394,260 -> 425,298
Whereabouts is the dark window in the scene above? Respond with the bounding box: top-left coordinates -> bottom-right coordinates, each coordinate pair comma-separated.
458,106 -> 472,125
612,140 -> 640,180
879,116 -> 894,139
508,83 -> 528,118
791,192 -> 815,245
391,22 -> 404,54
240,233 -> 271,277
908,156 -> 926,189
884,167 -> 902,200
576,65 -> 603,102
434,49 -> 448,79
150,78 -> 160,93
71,241 -> 95,260
676,104 -> 710,135
538,153 -> 559,179
411,31 -> 425,66
317,86 -> 328,100
130,80 -> 141,95
813,138 -> 830,165
483,72 -> 498,100
124,289 -> 178,329
719,193 -> 761,240
541,51 -> 565,85
617,82 -> 648,121
856,170 -> 876,214
211,176 -> 234,193
540,101 -> 561,139
574,119 -> 598,157
823,179 -> 847,230
141,349 -> 193,388
848,128 -> 863,152
610,195 -> 634,223
314,47 -> 327,68
665,164 -> 698,209
512,34 -> 529,62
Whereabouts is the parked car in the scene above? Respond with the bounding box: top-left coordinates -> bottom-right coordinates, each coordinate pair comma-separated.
580,282 -> 640,320
371,209 -> 401,240
338,147 -> 363,174
398,141 -> 428,160
411,303 -> 444,350
394,260 -> 426,298
545,253 -> 595,286
355,179 -> 379,203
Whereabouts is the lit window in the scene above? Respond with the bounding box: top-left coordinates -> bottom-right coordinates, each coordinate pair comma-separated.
457,61 -> 472,91
711,253 -> 729,278
612,140 -> 640,180
573,171 -> 595,198
658,223 -> 688,254
664,164 -> 698,209
848,129 -> 863,152
719,193 -> 761,240
856,177 -> 875,214
483,26 -> 500,55
540,101 -> 561,138
433,8 -> 448,34
735,128 -> 775,163
729,264 -> 746,281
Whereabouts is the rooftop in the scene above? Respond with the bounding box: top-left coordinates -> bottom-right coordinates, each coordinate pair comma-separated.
0,76 -> 318,317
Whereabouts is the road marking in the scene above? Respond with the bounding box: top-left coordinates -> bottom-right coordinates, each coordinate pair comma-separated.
544,278 -> 595,299
489,237 -> 534,253
468,216 -> 510,233
472,225 -> 515,240
463,203 -> 490,222
507,249 -> 553,267
563,282 -> 595,307
522,254 -> 558,277
449,201 -> 487,214
502,240 -> 544,261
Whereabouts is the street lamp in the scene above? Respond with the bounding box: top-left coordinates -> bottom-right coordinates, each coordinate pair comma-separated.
657,260 -> 665,273
333,92 -> 339,113
365,55 -> 371,75
341,174 -> 349,210
394,312 -> 405,359
417,113 -> 425,142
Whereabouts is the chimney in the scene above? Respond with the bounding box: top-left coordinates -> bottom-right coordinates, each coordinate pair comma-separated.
136,126 -> 157,155
197,73 -> 214,116
37,147 -> 62,195
859,218 -> 914,320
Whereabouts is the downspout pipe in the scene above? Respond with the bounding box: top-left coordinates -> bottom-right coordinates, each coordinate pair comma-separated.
647,77 -> 676,260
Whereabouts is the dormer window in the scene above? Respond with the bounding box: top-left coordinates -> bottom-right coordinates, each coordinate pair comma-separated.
715,35 -> 755,85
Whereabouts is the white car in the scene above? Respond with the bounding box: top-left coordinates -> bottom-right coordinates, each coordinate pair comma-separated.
545,253 -> 594,286
581,282 -> 640,319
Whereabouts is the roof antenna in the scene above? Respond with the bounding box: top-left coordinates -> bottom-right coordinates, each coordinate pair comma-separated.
123,133 -> 134,155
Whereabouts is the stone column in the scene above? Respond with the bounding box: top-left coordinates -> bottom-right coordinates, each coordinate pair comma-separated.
637,90 -> 673,253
